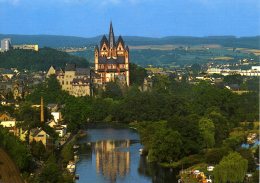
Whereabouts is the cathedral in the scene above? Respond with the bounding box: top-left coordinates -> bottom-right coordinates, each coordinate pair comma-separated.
94,22 -> 130,86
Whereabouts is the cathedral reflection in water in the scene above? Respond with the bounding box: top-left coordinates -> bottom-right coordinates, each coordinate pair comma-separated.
94,140 -> 130,182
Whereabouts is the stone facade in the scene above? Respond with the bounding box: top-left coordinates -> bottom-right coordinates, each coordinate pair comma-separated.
47,64 -> 98,97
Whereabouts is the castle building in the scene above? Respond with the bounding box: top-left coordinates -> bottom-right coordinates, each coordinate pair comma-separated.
94,22 -> 130,86
47,64 -> 99,97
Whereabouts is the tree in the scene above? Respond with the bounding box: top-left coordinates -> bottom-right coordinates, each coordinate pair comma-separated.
30,141 -> 46,160
61,143 -> 74,163
168,114 -> 202,155
140,121 -> 183,163
223,74 -> 243,85
39,155 -> 62,183
214,152 -> 248,183
238,148 -> 256,172
102,82 -> 123,99
129,63 -> 147,85
198,117 -> 215,148
205,147 -> 231,164
206,111 -> 230,145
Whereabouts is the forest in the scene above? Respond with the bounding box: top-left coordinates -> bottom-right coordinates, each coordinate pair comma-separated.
0,48 -> 88,70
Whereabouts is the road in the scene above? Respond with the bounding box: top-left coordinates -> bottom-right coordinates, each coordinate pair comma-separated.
0,148 -> 24,183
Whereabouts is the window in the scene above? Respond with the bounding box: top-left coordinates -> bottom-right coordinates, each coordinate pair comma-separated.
37,135 -> 44,137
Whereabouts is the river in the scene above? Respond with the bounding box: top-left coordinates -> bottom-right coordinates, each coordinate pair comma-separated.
75,128 -> 178,183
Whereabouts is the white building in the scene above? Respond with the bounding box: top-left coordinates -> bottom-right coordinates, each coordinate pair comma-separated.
1,38 -> 11,52
51,112 -> 62,122
207,66 -> 260,76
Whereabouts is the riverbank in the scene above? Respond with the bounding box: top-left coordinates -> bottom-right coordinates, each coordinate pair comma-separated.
86,122 -> 129,129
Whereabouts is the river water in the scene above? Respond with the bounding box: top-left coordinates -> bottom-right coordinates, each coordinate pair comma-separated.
75,128 -> 178,183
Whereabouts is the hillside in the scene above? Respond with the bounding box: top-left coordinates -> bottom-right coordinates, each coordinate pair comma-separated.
0,47 -> 88,70
0,34 -> 259,49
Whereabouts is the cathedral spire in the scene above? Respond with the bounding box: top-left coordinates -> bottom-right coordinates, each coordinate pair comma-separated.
109,21 -> 115,48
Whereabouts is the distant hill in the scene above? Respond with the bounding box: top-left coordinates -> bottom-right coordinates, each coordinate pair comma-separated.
0,34 -> 259,49
0,48 -> 88,70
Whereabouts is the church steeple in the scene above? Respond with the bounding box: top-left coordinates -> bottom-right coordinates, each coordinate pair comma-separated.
109,21 -> 115,48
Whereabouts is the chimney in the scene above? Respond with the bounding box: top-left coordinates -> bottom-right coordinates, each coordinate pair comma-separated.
40,97 -> 44,123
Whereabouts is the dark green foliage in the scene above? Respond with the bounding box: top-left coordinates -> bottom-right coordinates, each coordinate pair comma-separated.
30,141 -> 46,160
205,147 -> 231,164
242,77 -> 259,92
102,82 -> 123,99
149,128 -> 182,162
26,75 -> 71,105
223,74 -> 243,85
169,115 -> 202,155
61,143 -> 74,163
129,63 -> 147,85
38,155 -> 62,183
238,148 -> 256,172
252,171 -> 259,183
0,47 -> 88,70
137,121 -> 182,163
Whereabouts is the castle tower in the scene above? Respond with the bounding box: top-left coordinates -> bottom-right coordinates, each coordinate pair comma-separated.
40,97 -> 44,123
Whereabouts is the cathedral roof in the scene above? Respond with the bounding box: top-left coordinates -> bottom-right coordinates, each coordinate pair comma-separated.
116,35 -> 125,48
100,35 -> 109,48
98,56 -> 125,64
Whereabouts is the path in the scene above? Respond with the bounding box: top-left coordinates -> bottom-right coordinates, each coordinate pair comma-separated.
0,148 -> 24,183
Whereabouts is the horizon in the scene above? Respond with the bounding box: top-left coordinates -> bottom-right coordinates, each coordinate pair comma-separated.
0,0 -> 259,37
0,33 -> 260,39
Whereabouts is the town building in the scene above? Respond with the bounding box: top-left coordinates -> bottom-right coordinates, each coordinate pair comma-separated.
13,44 -> 39,51
1,38 -> 11,52
29,128 -> 52,148
94,22 -> 130,86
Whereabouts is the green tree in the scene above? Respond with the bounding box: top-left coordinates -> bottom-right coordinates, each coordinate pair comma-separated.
214,152 -> 248,183
61,143 -> 74,163
102,82 -> 123,99
129,63 -> 147,85
198,117 -> 215,148
149,128 -> 182,162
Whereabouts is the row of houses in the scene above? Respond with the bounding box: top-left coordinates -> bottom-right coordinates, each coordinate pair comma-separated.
207,66 -> 260,76
0,99 -> 68,149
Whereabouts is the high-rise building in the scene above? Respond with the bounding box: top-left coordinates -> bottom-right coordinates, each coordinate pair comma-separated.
94,22 -> 130,86
1,38 -> 11,52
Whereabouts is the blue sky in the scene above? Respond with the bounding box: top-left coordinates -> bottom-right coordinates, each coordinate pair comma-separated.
0,0 -> 259,37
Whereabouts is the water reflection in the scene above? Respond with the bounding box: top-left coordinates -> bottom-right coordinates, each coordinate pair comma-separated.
76,128 -> 177,183
94,140 -> 130,182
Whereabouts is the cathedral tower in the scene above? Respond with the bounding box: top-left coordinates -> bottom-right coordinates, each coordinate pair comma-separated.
94,22 -> 130,86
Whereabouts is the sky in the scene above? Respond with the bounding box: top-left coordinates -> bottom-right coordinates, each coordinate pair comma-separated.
0,0 -> 259,37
